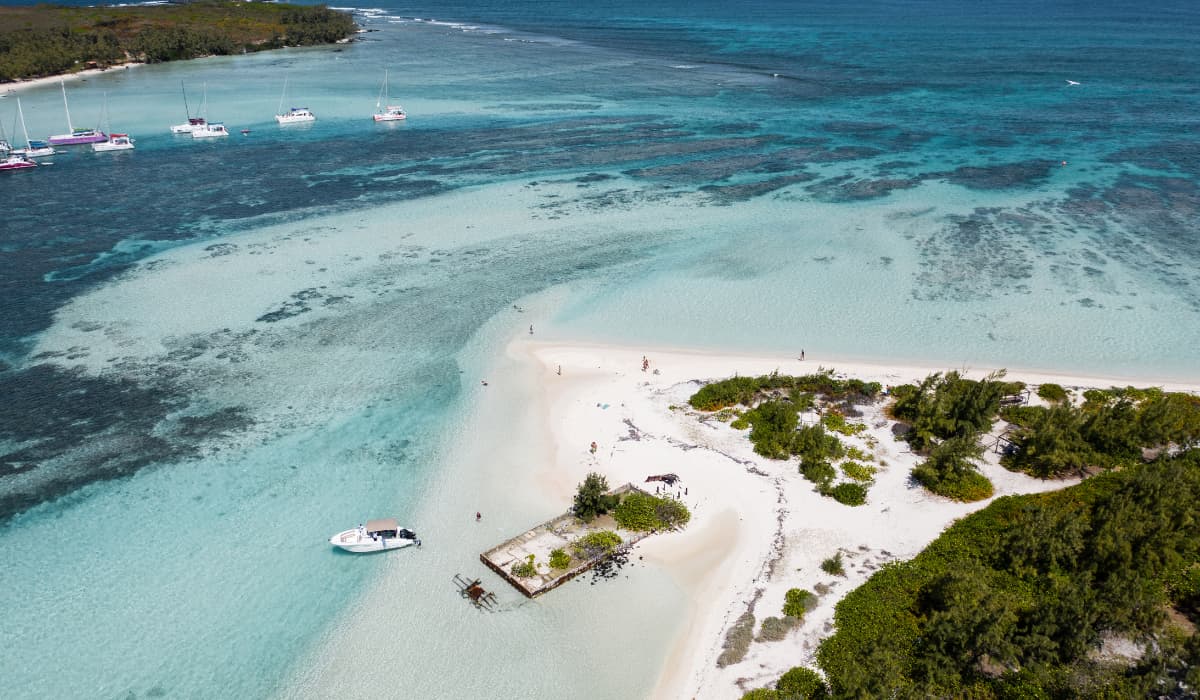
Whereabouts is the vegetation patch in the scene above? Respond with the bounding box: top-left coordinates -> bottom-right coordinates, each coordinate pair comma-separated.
690,370 -> 881,412
717,610 -> 756,668
910,435 -> 994,502
572,472 -> 619,521
783,588 -> 817,618
571,530 -> 622,560
510,554 -> 538,578
821,553 -> 845,577
821,411 -> 867,436
548,548 -> 571,570
826,481 -> 868,506
1036,383 -> 1070,404
757,615 -> 800,642
890,371 -> 1014,452
840,461 -> 877,483
612,491 -> 691,531
740,666 -> 829,700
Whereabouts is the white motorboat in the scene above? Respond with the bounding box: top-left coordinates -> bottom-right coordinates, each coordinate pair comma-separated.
372,70 -> 406,122
192,122 -> 229,138
276,77 -> 316,124
92,133 -> 134,152
329,518 -> 420,553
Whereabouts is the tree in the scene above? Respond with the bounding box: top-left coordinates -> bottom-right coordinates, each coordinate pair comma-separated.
775,667 -> 828,699
573,472 -> 617,521
911,435 -> 993,501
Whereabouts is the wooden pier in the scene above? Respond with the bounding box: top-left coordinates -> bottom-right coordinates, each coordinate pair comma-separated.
480,483 -> 661,598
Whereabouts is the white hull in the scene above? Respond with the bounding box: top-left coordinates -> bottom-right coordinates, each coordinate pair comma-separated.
93,138 -> 134,152
373,112 -> 407,122
329,528 -> 418,553
192,125 -> 229,138
12,146 -> 56,157
171,123 -> 198,134
276,114 -> 316,124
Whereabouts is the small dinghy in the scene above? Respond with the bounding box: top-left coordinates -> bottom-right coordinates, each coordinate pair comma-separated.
330,518 -> 420,553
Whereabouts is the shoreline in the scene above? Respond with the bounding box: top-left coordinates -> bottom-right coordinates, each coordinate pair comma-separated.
522,339 -> 1199,698
1,63 -> 143,95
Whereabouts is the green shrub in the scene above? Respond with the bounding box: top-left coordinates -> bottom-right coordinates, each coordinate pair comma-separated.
891,371 -> 1007,452
573,472 -> 619,521
845,446 -> 874,462
747,399 -> 800,459
783,588 -> 816,618
800,459 -> 836,488
1036,383 -> 1069,404
776,666 -> 828,699
757,615 -> 799,642
548,548 -> 571,570
821,553 -> 845,577
613,491 -> 691,531
690,371 -> 882,413
911,436 -> 993,502
793,424 -> 844,463
841,461 -> 877,482
739,689 -> 779,700
571,530 -> 622,559
510,554 -> 537,578
821,411 -> 867,436
828,481 -> 868,506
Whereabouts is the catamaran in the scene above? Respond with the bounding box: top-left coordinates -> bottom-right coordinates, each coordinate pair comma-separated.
372,70 -> 407,122
92,93 -> 134,152
275,77 -> 316,124
48,81 -> 107,145
170,82 -> 207,134
329,519 -> 420,553
192,122 -> 229,138
10,98 -> 56,158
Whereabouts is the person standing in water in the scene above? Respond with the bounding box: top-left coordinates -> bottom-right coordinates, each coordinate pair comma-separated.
529,324 -> 534,335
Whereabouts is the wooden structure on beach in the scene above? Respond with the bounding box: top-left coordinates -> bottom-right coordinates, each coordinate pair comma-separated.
453,573 -> 499,610
480,483 -> 659,598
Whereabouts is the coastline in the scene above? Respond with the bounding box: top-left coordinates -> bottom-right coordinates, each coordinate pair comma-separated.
1,62 -> 143,95
523,340 -> 1200,699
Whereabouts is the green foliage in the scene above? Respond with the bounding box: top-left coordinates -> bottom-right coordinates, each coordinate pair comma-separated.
612,491 -> 691,531
844,446 -> 874,463
739,689 -> 779,700
827,481 -> 868,506
0,2 -> 356,81
800,459 -> 835,489
571,530 -> 622,559
891,371 -> 1008,452
911,435 -> 994,502
548,548 -> 571,570
821,553 -> 845,577
811,451 -> 1200,699
572,472 -> 618,521
775,667 -> 828,699
793,424 -> 844,463
1036,383 -> 1069,404
757,615 -> 799,642
821,411 -> 866,436
718,610 -> 756,668
510,554 -> 537,578
783,588 -> 816,618
689,370 -> 881,412
745,399 -> 799,459
840,461 -> 876,483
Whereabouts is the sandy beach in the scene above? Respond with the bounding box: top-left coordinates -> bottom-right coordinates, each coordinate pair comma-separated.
523,340 -> 1200,699
0,62 -> 141,95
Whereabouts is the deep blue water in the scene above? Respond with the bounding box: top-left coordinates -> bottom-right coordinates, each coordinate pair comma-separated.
1,1 -> 1198,697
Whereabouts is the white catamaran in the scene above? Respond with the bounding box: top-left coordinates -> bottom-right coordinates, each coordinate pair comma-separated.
11,98 -> 56,158
372,70 -> 407,122
92,93 -> 135,152
48,80 -> 107,146
275,77 -> 316,124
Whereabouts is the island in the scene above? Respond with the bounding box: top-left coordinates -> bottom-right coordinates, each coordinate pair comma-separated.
0,1 -> 357,83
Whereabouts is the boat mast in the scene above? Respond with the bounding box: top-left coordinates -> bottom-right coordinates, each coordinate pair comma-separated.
17,97 -> 33,148
181,81 -> 191,119
60,80 -> 74,132
278,76 -> 287,115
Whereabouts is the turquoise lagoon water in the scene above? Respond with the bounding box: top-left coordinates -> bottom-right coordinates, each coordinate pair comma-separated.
1,1 -> 1199,697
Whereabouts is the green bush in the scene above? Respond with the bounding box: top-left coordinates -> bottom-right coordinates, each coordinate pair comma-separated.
783,588 -> 816,618
613,491 -> 691,531
891,371 -> 1008,452
571,530 -> 622,559
548,548 -> 571,570
690,371 -> 882,412
746,399 -> 799,459
821,553 -> 845,577
573,472 -> 619,521
845,446 -> 874,462
828,481 -> 868,506
841,461 -> 877,482
510,554 -> 537,578
1036,383 -> 1069,404
821,411 -> 867,436
911,436 -> 993,502
739,689 -> 779,700
776,667 -> 828,699
800,459 -> 836,489
718,610 -> 756,668
793,424 -> 844,463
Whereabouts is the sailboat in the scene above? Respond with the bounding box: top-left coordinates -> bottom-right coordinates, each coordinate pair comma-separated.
10,98 -> 56,158
275,77 -> 316,124
191,84 -> 229,138
92,93 -> 135,152
170,82 -> 207,134
47,80 -> 107,145
372,70 -> 406,122
0,108 -> 37,169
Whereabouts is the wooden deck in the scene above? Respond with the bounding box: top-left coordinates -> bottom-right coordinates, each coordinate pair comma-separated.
480,483 -> 660,598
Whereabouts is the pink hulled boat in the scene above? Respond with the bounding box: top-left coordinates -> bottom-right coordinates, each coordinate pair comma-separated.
0,154 -> 37,171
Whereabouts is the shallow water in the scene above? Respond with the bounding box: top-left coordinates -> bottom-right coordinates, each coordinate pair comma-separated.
1,1 -> 1198,697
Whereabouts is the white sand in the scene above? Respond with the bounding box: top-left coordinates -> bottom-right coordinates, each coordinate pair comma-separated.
522,341 -> 1200,699
1,63 -> 142,95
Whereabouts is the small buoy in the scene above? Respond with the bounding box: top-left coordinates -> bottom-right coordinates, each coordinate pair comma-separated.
1061,160 -> 1067,166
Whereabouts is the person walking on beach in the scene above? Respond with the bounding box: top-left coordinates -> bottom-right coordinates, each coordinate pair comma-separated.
476,512 -> 482,522
529,324 -> 534,335
642,356 -> 650,372
800,349 -> 805,361
590,441 -> 598,454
